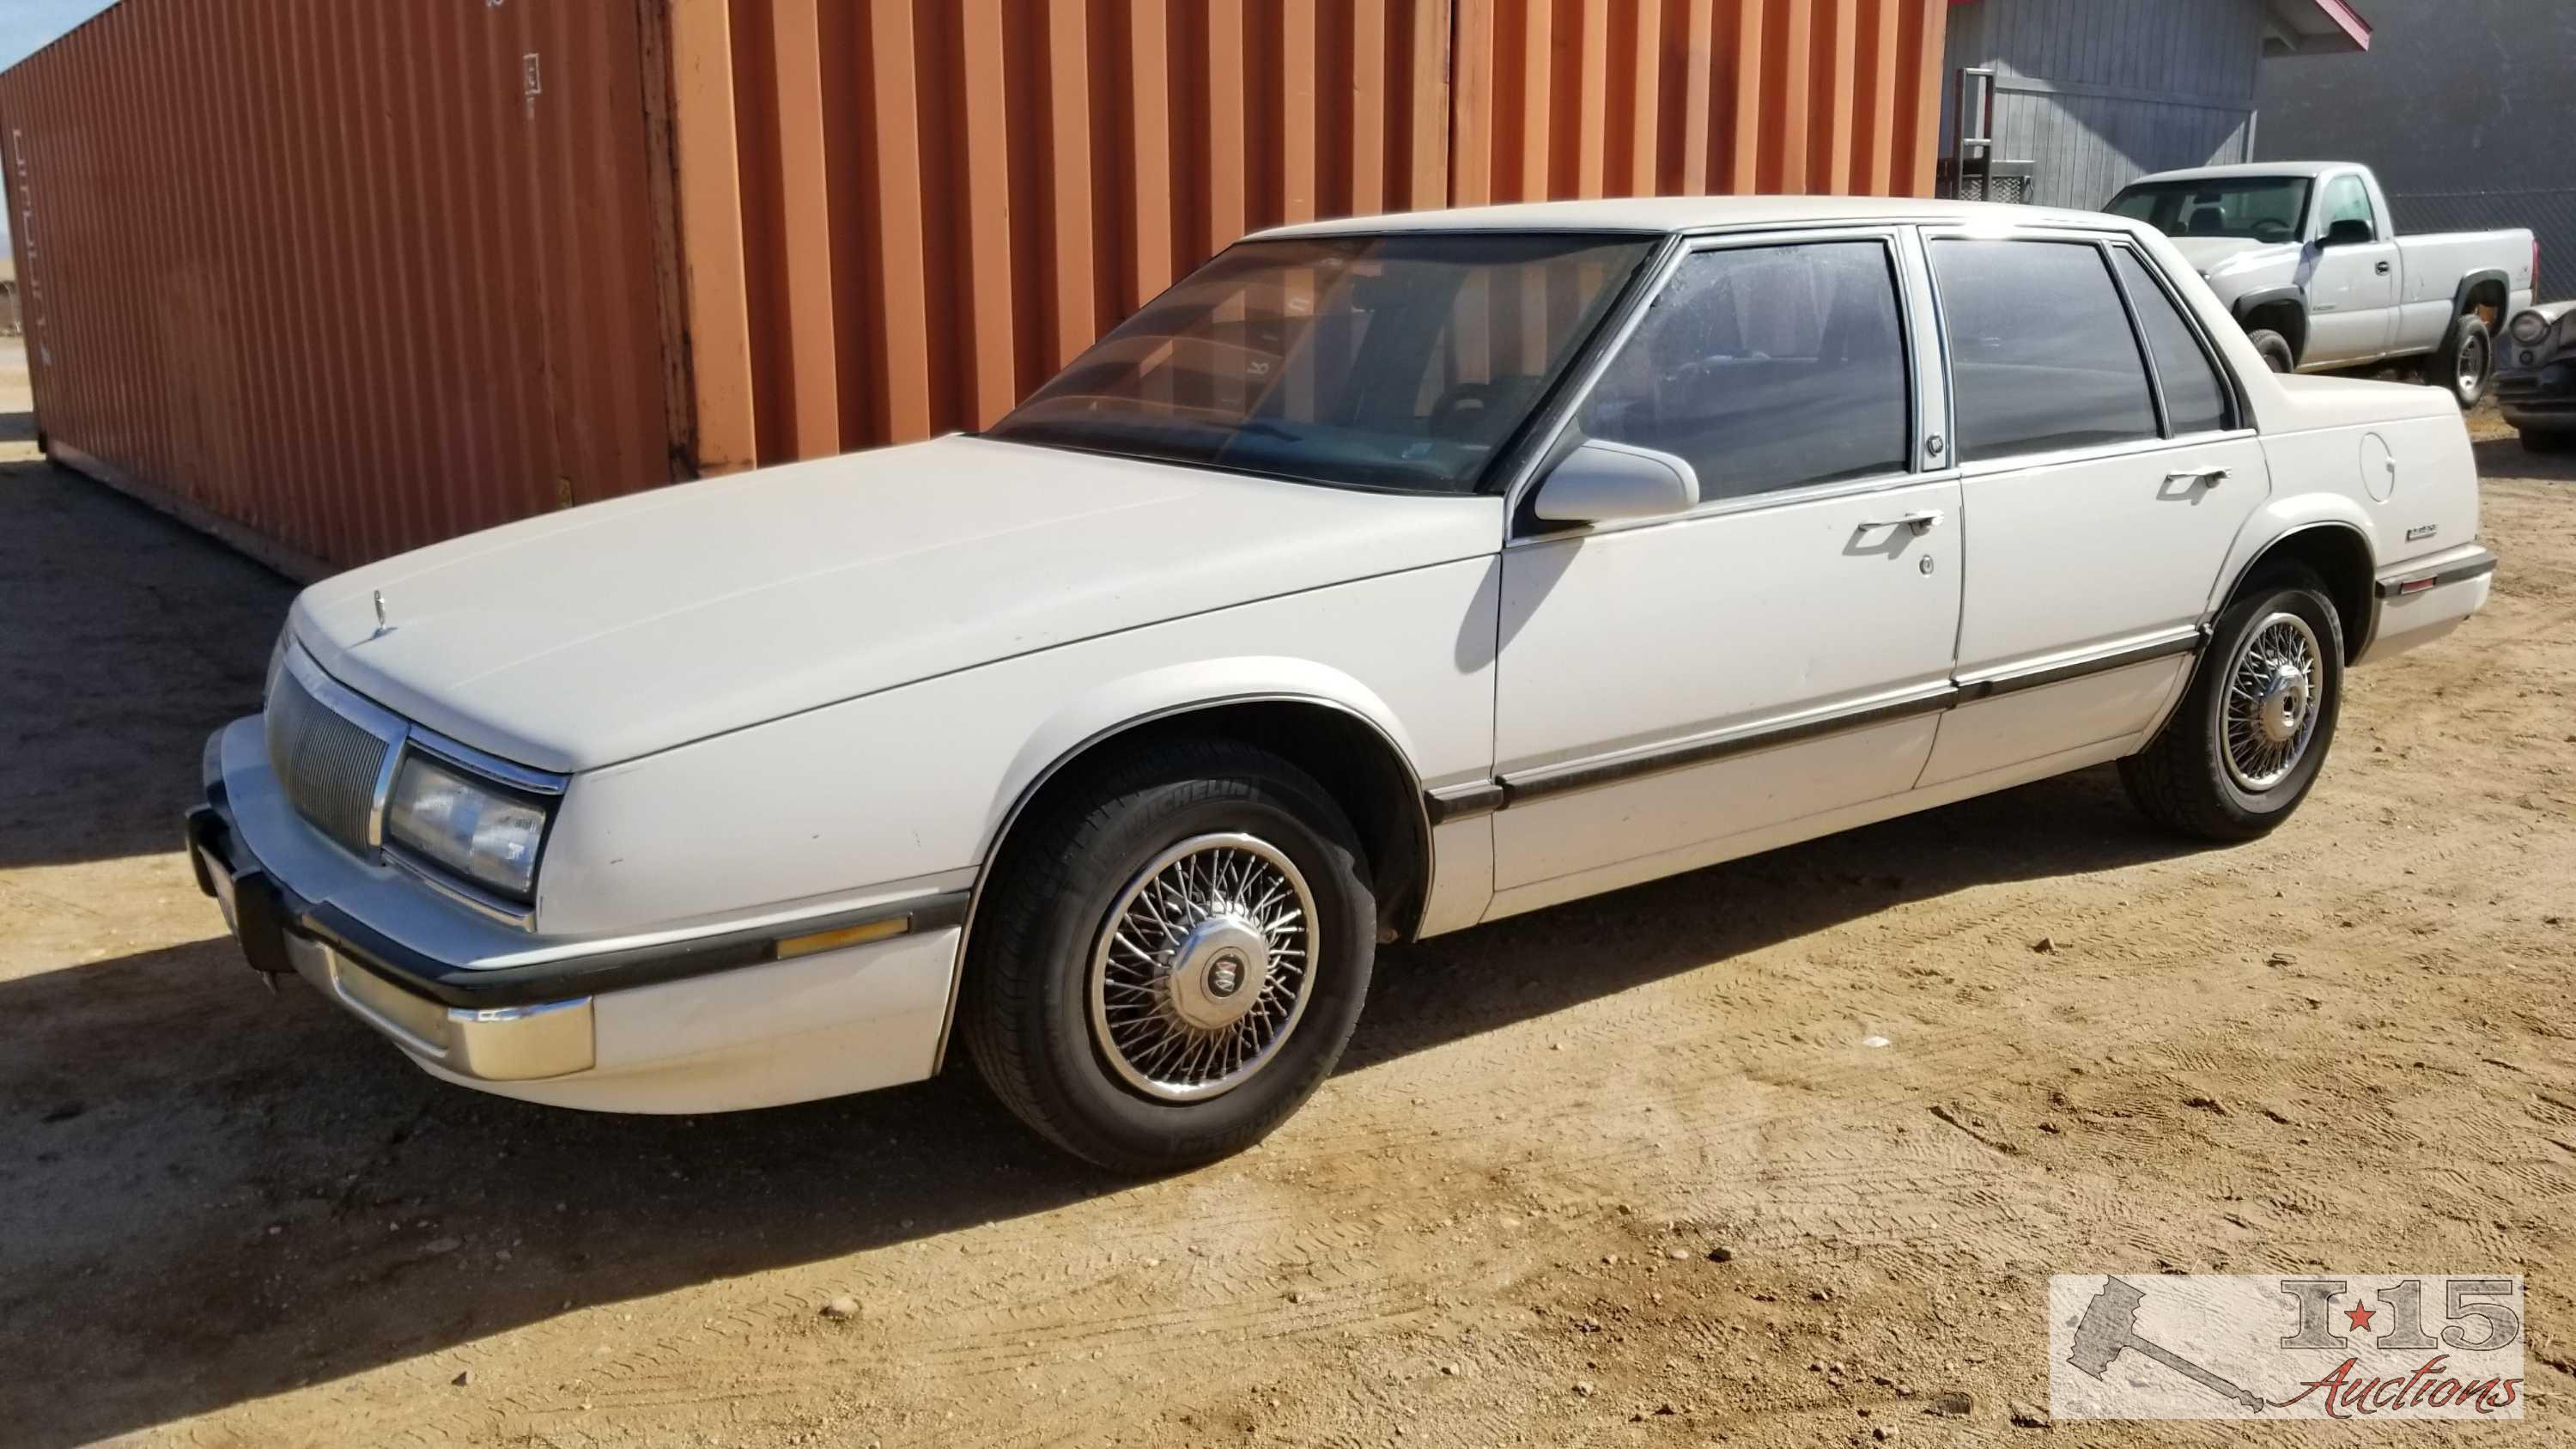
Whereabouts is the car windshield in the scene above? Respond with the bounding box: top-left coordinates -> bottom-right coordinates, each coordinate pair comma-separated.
986,233 -> 1656,494
2106,178 -> 2312,243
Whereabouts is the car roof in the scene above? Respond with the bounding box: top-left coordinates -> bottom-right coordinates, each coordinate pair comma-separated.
1251,193 -> 2148,240
2122,161 -> 2354,186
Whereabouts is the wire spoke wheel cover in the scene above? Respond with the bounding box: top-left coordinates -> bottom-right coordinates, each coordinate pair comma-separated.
1088,831 -> 1319,1103
2221,610 -> 2324,792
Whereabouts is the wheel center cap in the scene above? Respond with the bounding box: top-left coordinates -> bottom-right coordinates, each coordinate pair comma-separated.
1164,914 -> 1270,1031
2256,661 -> 2310,746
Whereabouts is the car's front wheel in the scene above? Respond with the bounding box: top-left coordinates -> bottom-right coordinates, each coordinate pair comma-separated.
961,739 -> 1376,1172
2246,327 -> 2297,374
2119,570 -> 2345,842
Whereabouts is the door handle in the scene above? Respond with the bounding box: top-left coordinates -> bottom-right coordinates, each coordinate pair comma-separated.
1867,509 -> 1943,536
2166,467 -> 2230,488
2374,259 -> 2392,275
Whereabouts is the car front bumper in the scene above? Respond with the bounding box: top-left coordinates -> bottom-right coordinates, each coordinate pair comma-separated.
191,717 -> 969,1111
2497,356 -> 2576,432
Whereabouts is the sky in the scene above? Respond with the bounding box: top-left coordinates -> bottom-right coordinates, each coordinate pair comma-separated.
0,0 -> 117,245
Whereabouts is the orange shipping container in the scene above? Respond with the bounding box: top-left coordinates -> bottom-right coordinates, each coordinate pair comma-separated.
0,0 -> 1949,575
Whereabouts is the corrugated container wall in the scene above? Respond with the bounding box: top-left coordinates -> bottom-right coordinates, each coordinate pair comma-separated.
678,0 -> 1953,472
1,0 -> 1948,572
0,0 -> 679,574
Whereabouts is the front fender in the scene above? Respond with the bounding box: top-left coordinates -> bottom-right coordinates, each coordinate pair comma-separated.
976,657 -> 1426,863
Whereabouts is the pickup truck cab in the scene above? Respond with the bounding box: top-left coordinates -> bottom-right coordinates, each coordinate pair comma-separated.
191,197 -> 2495,1172
2107,162 -> 2536,406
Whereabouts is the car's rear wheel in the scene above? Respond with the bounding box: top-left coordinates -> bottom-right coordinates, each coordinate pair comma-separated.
962,739 -> 1376,1172
2247,328 -> 2296,374
2119,570 -> 2345,842
2428,315 -> 2495,408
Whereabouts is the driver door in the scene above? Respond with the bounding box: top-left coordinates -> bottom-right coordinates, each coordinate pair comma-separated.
2306,171 -> 2400,364
1487,232 -> 1961,912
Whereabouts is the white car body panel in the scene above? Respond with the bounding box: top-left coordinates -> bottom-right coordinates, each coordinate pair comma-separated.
197,194 -> 2494,1117
539,551 -> 1504,936
291,435 -> 1502,772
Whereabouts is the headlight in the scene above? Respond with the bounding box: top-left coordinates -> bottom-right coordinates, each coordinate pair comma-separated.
385,754 -> 552,902
2510,310 -> 2552,345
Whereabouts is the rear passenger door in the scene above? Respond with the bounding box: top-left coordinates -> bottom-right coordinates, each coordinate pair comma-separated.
1918,231 -> 2269,788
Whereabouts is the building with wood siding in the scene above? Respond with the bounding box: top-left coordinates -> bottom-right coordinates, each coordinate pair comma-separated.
1938,0 -> 2372,212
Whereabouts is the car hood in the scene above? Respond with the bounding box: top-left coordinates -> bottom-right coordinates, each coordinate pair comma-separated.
2166,234 -> 2299,277
293,436 -> 1504,771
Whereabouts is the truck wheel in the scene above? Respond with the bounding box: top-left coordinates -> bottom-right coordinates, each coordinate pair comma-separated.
2427,315 -> 2494,408
2245,328 -> 2295,374
2118,569 -> 2345,843
962,738 -> 1376,1173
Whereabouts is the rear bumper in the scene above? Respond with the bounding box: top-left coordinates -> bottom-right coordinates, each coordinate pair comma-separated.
2357,545 -> 2496,665
191,719 -> 967,1111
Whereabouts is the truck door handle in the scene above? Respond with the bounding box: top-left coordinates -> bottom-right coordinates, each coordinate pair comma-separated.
1867,509 -> 1943,536
2166,467 -> 2230,488
2374,260 -> 2391,274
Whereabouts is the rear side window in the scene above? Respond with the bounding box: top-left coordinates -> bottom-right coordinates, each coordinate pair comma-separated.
1930,239 -> 2159,463
1577,240 -> 1911,502
2112,249 -> 2233,435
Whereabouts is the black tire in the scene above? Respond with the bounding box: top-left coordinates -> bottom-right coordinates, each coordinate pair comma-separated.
2119,569 -> 2346,843
2520,428 -> 2575,455
2246,328 -> 2296,374
962,738 -> 1376,1172
2427,315 -> 2494,408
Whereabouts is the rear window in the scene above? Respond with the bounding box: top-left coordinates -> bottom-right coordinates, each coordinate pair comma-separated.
2106,177 -> 2311,244
2112,248 -> 2233,436
1930,239 -> 2159,463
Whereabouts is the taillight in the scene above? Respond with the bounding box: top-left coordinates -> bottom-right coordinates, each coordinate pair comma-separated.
2534,238 -> 2542,296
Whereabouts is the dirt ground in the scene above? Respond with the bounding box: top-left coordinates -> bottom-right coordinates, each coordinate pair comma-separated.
4,343 -> 2573,1448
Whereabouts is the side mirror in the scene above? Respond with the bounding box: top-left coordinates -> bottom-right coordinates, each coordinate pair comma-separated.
2324,217 -> 2375,247
1532,440 -> 1699,525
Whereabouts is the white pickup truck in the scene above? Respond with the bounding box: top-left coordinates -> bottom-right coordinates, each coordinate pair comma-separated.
2106,162 -> 2536,406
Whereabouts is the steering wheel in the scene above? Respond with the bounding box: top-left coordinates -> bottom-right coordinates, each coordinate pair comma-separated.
1427,378 -> 1532,440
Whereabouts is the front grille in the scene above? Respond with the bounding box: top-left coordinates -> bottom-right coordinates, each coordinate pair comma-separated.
264,662 -> 392,855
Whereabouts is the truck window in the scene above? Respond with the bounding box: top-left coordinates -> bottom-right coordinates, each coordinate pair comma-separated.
2319,174 -> 2378,239
2111,249 -> 2233,437
2105,178 -> 2311,246
1930,239 -> 2160,463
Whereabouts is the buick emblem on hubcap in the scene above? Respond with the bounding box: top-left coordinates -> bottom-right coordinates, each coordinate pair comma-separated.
1206,953 -> 1245,998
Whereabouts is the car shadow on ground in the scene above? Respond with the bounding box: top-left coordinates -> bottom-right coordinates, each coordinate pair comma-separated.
2475,432 -> 2576,483
1,758 -> 2208,1446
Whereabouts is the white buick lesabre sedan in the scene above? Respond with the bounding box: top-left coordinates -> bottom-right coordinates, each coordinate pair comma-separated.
191,197 -> 2494,1172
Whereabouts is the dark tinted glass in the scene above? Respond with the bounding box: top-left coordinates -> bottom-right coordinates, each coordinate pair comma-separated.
2113,249 -> 2232,436
2105,177 -> 2309,244
1931,240 -> 2159,462
1577,240 -> 1910,502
